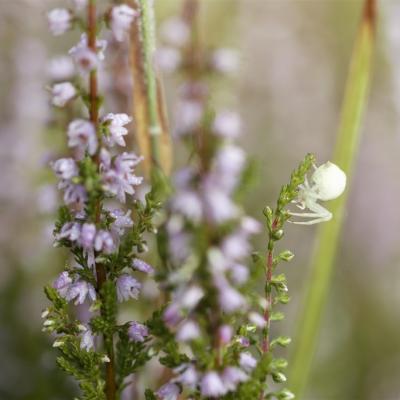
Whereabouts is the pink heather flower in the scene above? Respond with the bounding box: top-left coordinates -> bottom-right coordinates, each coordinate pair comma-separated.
221,232 -> 251,261
47,9 -> 72,36
61,182 -> 87,207
200,371 -> 227,398
132,258 -> 154,274
177,365 -> 198,389
240,216 -> 263,235
70,46 -> 98,72
163,303 -> 182,327
215,277 -> 246,313
202,186 -> 239,224
175,100 -> 203,135
47,56 -> 75,81
94,230 -> 115,254
238,336 -> 250,347
180,285 -> 204,309
80,327 -> 95,351
102,152 -> 143,203
66,280 -> 96,305
51,82 -> 76,107
218,325 -> 233,345
37,184 -> 58,214
102,113 -> 132,147
110,209 -> 133,235
215,145 -> 246,177
67,119 -> 98,157
128,321 -> 149,342
100,148 -> 112,170
171,190 -> 203,223
53,271 -> 73,297
221,366 -> 248,392
160,17 -> 190,47
79,223 -> 96,250
51,158 -> 78,180
56,222 -> 81,242
110,4 -> 137,42
155,47 -> 182,73
72,0 -> 87,11
116,274 -> 141,302
156,382 -> 180,400
69,34 -> 107,73
230,263 -> 249,285
176,320 -> 201,342
212,110 -> 241,139
211,48 -> 240,74
249,312 -> 267,328
239,352 -> 257,373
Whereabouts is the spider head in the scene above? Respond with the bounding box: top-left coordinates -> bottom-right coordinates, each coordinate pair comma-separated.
311,161 -> 346,201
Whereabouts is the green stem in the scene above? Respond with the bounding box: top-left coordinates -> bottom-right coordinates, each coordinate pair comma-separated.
138,0 -> 162,176
87,1 -> 116,399
288,1 -> 376,397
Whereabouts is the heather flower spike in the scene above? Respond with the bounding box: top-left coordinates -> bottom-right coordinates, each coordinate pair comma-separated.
43,1 -> 160,399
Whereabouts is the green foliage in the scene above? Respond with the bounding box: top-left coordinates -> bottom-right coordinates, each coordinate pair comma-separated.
115,326 -> 151,389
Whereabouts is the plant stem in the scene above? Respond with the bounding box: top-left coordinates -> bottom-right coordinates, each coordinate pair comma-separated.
87,1 -> 116,399
138,0 -> 162,176
288,1 -> 376,397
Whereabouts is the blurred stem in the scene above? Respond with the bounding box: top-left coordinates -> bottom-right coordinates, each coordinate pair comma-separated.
87,1 -> 116,399
138,0 -> 162,178
288,0 -> 376,397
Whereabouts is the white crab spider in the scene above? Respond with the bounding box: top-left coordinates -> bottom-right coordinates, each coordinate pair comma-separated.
289,161 -> 346,225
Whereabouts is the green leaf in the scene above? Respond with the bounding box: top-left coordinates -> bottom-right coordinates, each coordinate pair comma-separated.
271,336 -> 291,348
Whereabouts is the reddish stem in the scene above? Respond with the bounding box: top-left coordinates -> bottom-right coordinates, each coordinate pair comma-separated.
87,2 -> 116,399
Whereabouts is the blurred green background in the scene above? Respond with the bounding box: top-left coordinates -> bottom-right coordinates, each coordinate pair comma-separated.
0,0 -> 399,399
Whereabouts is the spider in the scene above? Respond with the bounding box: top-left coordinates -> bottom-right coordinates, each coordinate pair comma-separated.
289,161 -> 346,225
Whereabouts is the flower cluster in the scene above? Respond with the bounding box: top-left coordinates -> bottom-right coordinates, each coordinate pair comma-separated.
152,10 -> 266,400
42,2 -> 158,399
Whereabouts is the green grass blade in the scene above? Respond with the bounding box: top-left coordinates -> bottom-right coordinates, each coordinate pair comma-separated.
288,1 -> 377,397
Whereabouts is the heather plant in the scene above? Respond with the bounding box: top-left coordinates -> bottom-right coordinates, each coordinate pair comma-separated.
41,1 -> 353,400
43,1 -> 160,399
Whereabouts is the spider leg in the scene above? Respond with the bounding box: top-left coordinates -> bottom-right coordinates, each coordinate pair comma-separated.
288,202 -> 332,225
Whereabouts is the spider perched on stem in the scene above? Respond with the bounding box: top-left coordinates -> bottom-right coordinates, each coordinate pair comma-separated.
289,161 -> 346,225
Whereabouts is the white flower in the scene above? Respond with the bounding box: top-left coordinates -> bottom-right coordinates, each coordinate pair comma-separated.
155,47 -> 182,73
67,119 -> 98,157
212,110 -> 241,138
160,17 -> 190,47
249,312 -> 267,328
47,56 -> 75,81
51,82 -> 76,107
102,113 -> 132,147
111,4 -> 137,42
211,48 -> 240,74
47,8 -> 72,36
51,158 -> 78,180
